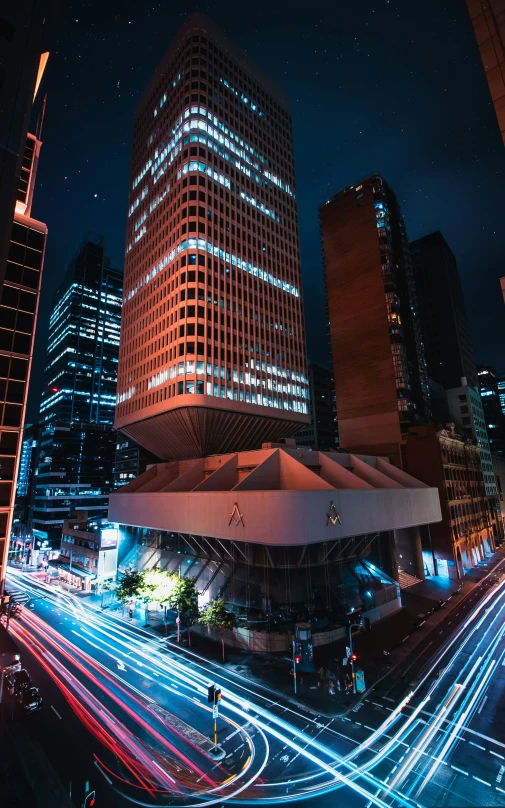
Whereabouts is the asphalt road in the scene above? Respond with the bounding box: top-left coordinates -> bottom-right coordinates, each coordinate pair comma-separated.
5,564 -> 505,807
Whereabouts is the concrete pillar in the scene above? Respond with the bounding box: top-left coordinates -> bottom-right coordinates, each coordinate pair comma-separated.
393,526 -> 424,580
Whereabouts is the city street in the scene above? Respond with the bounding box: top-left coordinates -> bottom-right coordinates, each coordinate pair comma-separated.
2,565 -> 505,807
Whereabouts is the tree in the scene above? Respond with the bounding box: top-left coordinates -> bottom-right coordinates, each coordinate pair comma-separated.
167,575 -> 200,621
139,569 -> 175,629
200,599 -> 237,630
116,569 -> 144,604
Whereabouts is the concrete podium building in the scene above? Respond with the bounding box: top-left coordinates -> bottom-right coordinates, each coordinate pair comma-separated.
114,14 -> 309,460
109,444 -> 441,621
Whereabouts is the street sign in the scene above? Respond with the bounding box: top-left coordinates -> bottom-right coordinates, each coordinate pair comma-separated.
346,646 -> 351,657
212,704 -> 218,718
342,658 -> 348,665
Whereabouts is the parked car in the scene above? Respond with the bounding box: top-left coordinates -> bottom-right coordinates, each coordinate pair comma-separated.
16,686 -> 42,714
7,668 -> 31,696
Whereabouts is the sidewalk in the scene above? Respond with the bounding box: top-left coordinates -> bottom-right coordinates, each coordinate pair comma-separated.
76,549 -> 505,717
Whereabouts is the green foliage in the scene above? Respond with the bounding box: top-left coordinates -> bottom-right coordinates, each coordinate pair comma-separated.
167,575 -> 200,620
139,569 -> 175,605
200,598 -> 237,629
115,568 -> 144,603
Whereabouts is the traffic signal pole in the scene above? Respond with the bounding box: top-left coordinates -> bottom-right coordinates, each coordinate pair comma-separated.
349,623 -> 360,694
293,641 -> 297,695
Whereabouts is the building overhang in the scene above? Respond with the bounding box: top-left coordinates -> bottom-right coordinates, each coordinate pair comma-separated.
109,447 -> 442,546
115,397 -> 309,460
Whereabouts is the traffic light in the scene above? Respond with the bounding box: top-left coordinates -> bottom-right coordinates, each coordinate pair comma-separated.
350,653 -> 358,664
294,654 -> 302,664
215,688 -> 222,704
208,684 -> 215,703
83,791 -> 96,807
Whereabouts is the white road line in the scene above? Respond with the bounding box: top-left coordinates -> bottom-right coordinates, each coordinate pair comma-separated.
469,741 -> 486,750
478,695 -> 488,714
451,766 -> 468,775
51,705 -> 62,720
490,750 -> 504,759
473,776 -> 491,786
496,786 -> 505,794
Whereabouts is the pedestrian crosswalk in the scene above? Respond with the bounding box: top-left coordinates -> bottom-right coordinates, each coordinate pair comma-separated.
5,585 -> 31,605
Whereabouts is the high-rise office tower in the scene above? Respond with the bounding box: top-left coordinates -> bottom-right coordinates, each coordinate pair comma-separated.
114,13 -> 309,460
295,361 -> 335,451
497,374 -> 505,416
27,236 -> 122,546
0,2 -> 47,291
31,421 -> 115,544
467,0 -> 505,148
40,236 -> 122,425
0,43 -> 48,589
478,365 -> 505,456
411,231 -> 478,391
319,173 -> 430,466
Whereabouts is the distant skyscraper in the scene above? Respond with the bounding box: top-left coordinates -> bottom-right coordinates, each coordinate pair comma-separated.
0,39 -> 48,590
478,365 -> 505,456
319,173 -> 430,466
411,231 -> 478,391
113,435 -> 157,489
40,237 -> 122,425
114,13 -> 309,460
446,381 -> 498,499
497,374 -> 505,416
467,0 -> 505,148
31,422 -> 115,544
295,362 -> 335,450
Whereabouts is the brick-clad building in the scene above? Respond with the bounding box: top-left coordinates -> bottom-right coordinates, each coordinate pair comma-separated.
403,424 -> 495,579
319,173 -> 429,466
115,14 -> 309,460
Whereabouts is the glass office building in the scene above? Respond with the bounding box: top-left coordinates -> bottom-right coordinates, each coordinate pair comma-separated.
40,236 -> 122,425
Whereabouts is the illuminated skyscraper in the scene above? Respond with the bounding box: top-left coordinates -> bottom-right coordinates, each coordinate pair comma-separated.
467,0 -> 505,148
40,236 -> 122,425
115,13 -> 309,459
319,174 -> 430,466
0,36 -> 48,589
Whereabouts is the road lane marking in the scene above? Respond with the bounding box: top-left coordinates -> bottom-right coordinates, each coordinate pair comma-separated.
478,695 -> 488,714
469,741 -> 486,750
473,776 -> 491,786
490,751 -> 504,759
51,705 -> 62,720
451,766 -> 468,775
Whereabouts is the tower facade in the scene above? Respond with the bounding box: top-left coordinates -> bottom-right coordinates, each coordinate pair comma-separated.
467,0 -> 505,148
115,14 -> 309,460
319,173 -> 429,465
0,76 -> 48,588
40,237 -> 122,425
411,231 -> 478,392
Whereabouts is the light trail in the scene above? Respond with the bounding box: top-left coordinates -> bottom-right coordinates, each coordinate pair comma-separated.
10,565 -> 505,807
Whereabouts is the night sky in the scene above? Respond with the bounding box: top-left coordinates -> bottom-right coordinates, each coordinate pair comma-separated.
26,0 -> 505,421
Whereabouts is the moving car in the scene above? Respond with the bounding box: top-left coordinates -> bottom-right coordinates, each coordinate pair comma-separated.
7,668 -> 31,696
16,686 -> 42,714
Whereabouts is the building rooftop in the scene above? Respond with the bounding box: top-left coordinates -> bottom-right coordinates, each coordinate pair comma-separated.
109,446 -> 441,546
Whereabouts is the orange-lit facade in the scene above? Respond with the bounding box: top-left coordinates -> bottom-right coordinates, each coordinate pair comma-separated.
467,0 -> 505,148
115,14 -> 309,459
0,132 -> 47,587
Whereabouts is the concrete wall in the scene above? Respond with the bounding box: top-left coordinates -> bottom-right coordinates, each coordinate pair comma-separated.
110,487 -> 442,547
